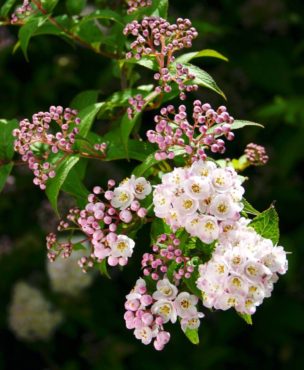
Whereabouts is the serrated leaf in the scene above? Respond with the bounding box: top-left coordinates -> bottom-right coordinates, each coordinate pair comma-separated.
231,120 -> 264,130
46,155 -> 80,214
18,16 -> 47,60
181,63 -> 226,99
0,119 -> 18,160
0,0 -> 17,17
70,90 -> 100,111
0,162 -> 13,193
184,327 -> 199,345
242,198 -> 260,216
238,312 -> 253,325
175,49 -> 228,64
249,206 -> 279,244
78,103 -> 104,138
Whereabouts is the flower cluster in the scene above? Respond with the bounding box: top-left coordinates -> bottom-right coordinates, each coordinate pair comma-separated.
8,282 -> 62,341
153,161 -> 244,243
124,277 -> 204,350
124,17 -> 198,107
47,176 -> 152,270
11,0 -> 33,24
196,218 -> 288,315
47,247 -> 94,297
127,94 -> 146,119
147,101 -> 235,161
245,143 -> 269,166
142,233 -> 194,283
13,106 -> 107,190
126,0 -> 152,14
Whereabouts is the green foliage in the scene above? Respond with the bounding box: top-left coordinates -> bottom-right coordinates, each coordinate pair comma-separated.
175,49 -> 229,64
66,0 -> 86,15
0,0 -> 17,17
0,119 -> 18,160
184,327 -> 200,345
238,313 -> 253,325
250,206 -> 280,244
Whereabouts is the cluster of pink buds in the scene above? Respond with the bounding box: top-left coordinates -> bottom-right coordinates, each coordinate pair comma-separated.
123,17 -> 198,61
126,0 -> 152,14
142,233 -> 194,283
124,277 -> 204,350
127,94 -> 146,119
124,17 -> 198,110
13,106 -> 106,190
47,176 -> 152,271
11,1 -> 33,24
147,101 -> 235,162
245,143 -> 269,166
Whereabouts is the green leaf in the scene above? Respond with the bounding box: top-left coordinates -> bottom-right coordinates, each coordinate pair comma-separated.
18,17 -> 47,60
122,56 -> 158,71
184,327 -> 200,345
238,313 -> 253,325
150,218 -> 171,243
120,112 -> 139,159
71,90 -> 100,111
78,103 -> 104,138
231,120 -> 264,130
79,9 -> 123,26
46,155 -> 80,214
0,163 -> 13,193
175,49 -> 228,64
0,119 -> 18,160
66,0 -> 86,15
249,205 -> 279,244
0,0 -> 17,17
184,267 -> 203,298
242,198 -> 260,216
99,259 -> 111,278
182,63 -> 226,99
61,166 -> 90,209
41,0 -> 59,12
132,153 -> 158,177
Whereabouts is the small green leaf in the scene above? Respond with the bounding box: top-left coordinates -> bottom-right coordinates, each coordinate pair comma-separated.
180,63 -> 226,99
99,259 -> 111,278
132,153 -> 159,177
70,90 -> 100,111
78,103 -> 104,138
0,162 -> 13,193
79,9 -> 123,25
184,327 -> 199,345
184,267 -> 203,298
238,313 -> 253,325
175,49 -> 228,64
122,56 -> 158,71
242,198 -> 260,216
231,120 -> 264,130
46,155 -> 80,214
18,16 -> 47,60
61,167 -> 90,209
0,118 -> 18,160
0,0 -> 17,17
249,205 -> 279,244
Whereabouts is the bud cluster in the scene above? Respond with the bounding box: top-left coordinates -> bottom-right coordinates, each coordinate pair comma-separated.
127,0 -> 152,14
245,143 -> 269,166
11,0 -> 33,24
13,106 -> 106,190
147,101 -> 235,162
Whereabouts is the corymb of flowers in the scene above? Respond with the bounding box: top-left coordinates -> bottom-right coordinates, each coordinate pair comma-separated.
9,0 -> 288,351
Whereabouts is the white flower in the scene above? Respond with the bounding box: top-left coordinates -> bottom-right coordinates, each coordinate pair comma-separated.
110,186 -> 134,210
152,278 -> 178,301
134,326 -> 153,345
153,188 -> 172,217
198,215 -> 219,244
184,176 -> 211,200
131,175 -> 152,199
174,292 -> 198,318
209,194 -> 235,220
211,168 -> 233,192
190,160 -> 216,178
162,167 -> 187,187
151,299 -> 177,323
185,214 -> 203,236
180,312 -> 204,332
173,194 -> 198,216
110,235 -> 135,258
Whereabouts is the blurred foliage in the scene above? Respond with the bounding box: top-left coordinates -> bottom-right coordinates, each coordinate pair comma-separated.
0,0 -> 304,369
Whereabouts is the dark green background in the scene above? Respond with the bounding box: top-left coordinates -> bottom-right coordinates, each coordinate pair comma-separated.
0,0 -> 303,369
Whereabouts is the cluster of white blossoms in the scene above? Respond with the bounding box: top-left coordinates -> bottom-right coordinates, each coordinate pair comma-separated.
47,249 -> 94,296
153,160 -> 245,243
196,218 -> 288,315
124,277 -> 204,350
8,282 -> 62,341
